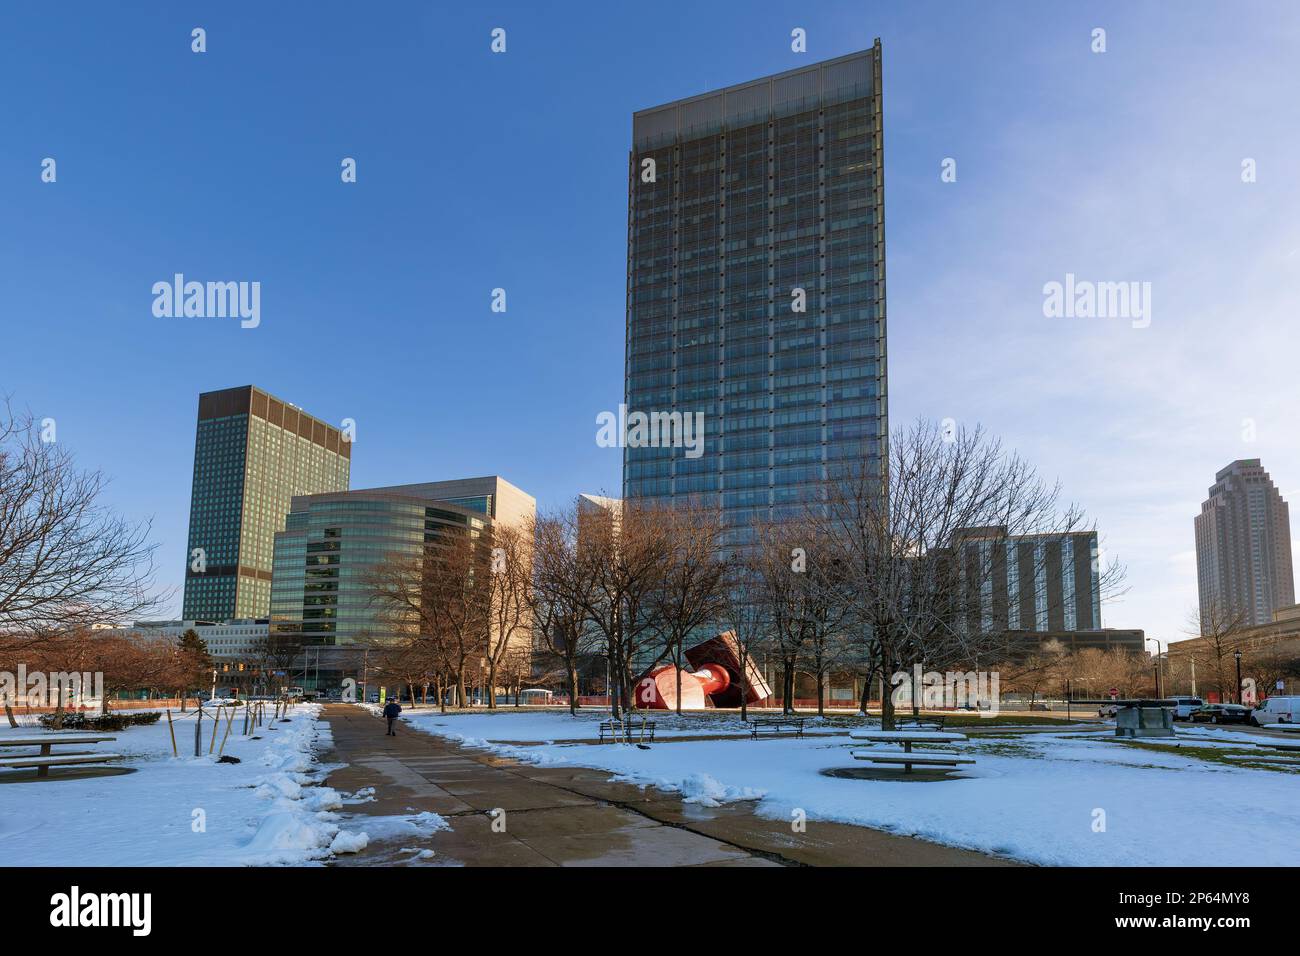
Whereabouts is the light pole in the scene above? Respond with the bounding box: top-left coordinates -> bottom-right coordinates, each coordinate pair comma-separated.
1234,649 -> 1243,704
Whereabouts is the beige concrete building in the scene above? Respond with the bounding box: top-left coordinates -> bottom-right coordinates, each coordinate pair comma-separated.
1167,603 -> 1300,698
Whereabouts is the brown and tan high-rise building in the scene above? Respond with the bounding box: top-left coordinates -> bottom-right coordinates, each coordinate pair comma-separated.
183,385 -> 351,621
1195,459 -> 1295,632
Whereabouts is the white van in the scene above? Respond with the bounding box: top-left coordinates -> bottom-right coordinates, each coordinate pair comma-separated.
1251,696 -> 1300,726
1169,696 -> 1204,721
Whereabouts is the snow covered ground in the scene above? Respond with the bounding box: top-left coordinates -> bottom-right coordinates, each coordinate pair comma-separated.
0,704 -> 443,866
371,705 -> 847,742
401,710 -> 1300,867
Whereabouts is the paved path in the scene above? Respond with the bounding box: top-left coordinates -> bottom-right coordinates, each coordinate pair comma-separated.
318,704 -> 1019,867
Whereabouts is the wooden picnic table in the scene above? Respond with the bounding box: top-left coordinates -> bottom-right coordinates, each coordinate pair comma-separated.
848,729 -> 973,774
0,734 -> 118,778
850,730 -> 968,751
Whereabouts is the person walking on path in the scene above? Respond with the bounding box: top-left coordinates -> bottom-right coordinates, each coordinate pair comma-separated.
383,699 -> 402,736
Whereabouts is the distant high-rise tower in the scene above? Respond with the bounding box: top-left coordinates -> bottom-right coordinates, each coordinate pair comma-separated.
182,386 -> 350,621
623,43 -> 887,542
1195,459 -> 1295,632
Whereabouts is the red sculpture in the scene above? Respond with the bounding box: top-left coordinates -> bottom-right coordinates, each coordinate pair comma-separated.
635,631 -> 772,710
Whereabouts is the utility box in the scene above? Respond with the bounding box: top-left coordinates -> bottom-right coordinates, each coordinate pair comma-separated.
1116,705 -> 1174,738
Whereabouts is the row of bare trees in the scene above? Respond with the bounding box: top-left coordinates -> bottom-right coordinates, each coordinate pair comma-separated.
0,402 -> 175,726
0,629 -> 211,727
1,390 -> 1137,731
370,419 -> 1126,728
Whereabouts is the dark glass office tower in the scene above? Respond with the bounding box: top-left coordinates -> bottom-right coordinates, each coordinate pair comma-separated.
623,44 -> 887,542
182,386 -> 351,621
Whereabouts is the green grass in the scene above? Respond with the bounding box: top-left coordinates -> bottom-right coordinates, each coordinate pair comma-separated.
1104,738 -> 1300,773
938,714 -> 1085,727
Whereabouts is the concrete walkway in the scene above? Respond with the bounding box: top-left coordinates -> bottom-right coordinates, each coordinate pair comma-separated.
318,704 -> 1019,867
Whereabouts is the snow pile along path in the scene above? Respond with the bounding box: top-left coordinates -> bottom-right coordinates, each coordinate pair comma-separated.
0,703 -> 368,866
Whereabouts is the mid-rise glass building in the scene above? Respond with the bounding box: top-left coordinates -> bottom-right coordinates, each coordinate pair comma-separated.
269,476 -> 535,689
624,44 -> 887,541
183,386 -> 351,620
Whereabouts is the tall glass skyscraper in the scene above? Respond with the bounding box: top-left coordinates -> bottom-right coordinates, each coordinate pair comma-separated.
183,385 -> 351,621
623,44 -> 887,541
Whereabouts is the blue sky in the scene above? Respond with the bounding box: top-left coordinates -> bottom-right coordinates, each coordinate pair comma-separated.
2,1 -> 1299,644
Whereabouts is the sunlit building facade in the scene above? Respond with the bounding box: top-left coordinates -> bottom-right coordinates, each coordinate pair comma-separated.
183,386 -> 350,621
269,476 -> 535,690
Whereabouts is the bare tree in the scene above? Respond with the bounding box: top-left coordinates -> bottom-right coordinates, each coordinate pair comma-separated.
484,523 -> 532,710
570,500 -> 673,719
1249,643 -> 1300,700
719,553 -> 769,722
1185,599 -> 1251,703
530,510 -> 601,716
747,515 -> 849,715
648,502 -> 729,714
995,638 -> 1069,707
0,404 -> 164,639
366,525 -> 491,709
819,419 -> 1124,728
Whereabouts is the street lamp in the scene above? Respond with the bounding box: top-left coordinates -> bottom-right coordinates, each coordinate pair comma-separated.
1234,649 -> 1243,704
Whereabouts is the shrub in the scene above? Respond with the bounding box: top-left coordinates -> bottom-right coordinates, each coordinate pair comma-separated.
36,711 -> 161,731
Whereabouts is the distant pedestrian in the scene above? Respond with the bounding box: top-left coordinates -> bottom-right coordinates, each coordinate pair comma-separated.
383,699 -> 402,736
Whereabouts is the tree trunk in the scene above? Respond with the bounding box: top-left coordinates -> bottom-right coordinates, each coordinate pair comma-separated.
816,671 -> 825,718
738,648 -> 749,722
881,675 -> 896,730
781,663 -> 794,715
487,662 -> 497,709
456,669 -> 467,710
4,703 -> 17,728
674,644 -> 683,715
608,649 -> 621,720
567,663 -> 580,716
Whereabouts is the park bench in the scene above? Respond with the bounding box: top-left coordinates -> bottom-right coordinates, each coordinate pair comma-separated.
849,729 -> 973,774
0,734 -> 121,779
896,715 -> 947,731
749,717 -> 806,739
597,719 -> 656,744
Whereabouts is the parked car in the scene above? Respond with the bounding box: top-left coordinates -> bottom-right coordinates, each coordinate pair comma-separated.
1098,703 -> 1120,718
1189,703 -> 1252,724
1169,696 -> 1205,721
1251,696 -> 1300,726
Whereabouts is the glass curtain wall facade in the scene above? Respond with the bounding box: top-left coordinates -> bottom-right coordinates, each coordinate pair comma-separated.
183,386 -> 351,621
269,492 -> 490,689
624,44 -> 887,542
